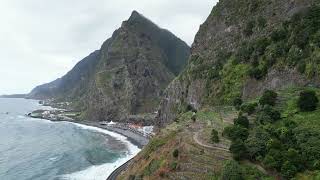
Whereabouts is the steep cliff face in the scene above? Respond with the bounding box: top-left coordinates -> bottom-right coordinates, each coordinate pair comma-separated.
29,11 -> 190,123
157,0 -> 320,127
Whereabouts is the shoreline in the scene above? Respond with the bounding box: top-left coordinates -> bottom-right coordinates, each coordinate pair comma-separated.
73,120 -> 149,149
31,118 -> 147,180
26,100 -> 150,179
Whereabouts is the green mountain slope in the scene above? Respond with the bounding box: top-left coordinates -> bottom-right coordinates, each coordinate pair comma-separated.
120,0 -> 320,179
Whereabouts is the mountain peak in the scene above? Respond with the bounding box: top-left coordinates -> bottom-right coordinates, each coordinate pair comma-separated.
127,10 -> 149,24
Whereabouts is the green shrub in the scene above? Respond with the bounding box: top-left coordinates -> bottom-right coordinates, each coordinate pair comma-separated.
234,115 -> 249,128
256,105 -> 281,124
173,149 -> 179,158
263,105 -> 281,121
240,102 -> 257,115
297,61 -> 306,74
243,20 -> 255,36
259,90 -> 278,106
230,139 -> 247,160
257,16 -> 267,29
287,45 -> 303,66
281,161 -> 298,179
233,97 -> 243,110
298,90 -> 319,111
236,42 -> 254,63
170,162 -> 178,170
223,125 -> 249,141
248,67 -> 264,80
211,129 -> 220,143
254,38 -> 270,55
221,160 -> 244,180
271,28 -> 287,42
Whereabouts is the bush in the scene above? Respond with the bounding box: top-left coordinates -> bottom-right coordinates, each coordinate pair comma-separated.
223,125 -> 249,141
173,149 -> 179,158
170,162 -> 178,170
271,28 -> 287,42
257,16 -> 267,29
298,90 -> 319,111
243,20 -> 255,36
211,129 -> 220,143
281,161 -> 298,179
221,160 -> 244,180
234,115 -> 249,128
240,103 -> 257,115
248,67 -> 266,80
233,97 -> 243,110
297,61 -> 306,74
230,139 -> 247,160
263,105 -> 281,121
259,90 -> 278,106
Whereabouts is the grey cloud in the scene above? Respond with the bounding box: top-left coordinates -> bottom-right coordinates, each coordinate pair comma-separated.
0,0 -> 217,94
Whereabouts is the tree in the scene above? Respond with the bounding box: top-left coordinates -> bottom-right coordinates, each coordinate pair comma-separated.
259,90 -> 278,106
230,139 -> 247,160
240,103 -> 257,115
223,125 -> 249,141
298,90 -> 319,111
281,161 -> 298,179
221,160 -> 244,180
172,149 -> 179,158
233,97 -> 243,110
211,129 -> 220,143
262,105 -> 281,121
234,115 -> 249,128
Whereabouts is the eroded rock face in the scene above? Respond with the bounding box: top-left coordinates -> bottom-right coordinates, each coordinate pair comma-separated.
156,0 -> 319,128
29,11 -> 190,123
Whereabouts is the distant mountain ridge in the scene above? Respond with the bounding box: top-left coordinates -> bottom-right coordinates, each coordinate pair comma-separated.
0,94 -> 26,98
28,11 -> 190,123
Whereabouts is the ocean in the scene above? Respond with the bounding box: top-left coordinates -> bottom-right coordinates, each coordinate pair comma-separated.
0,98 -> 140,180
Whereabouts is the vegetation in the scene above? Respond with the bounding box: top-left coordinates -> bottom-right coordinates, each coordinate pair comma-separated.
224,87 -> 320,179
233,97 -> 243,110
211,129 -> 220,143
298,90 -> 319,111
259,90 -> 278,106
234,115 -> 249,128
172,149 -> 179,158
221,160 -> 244,180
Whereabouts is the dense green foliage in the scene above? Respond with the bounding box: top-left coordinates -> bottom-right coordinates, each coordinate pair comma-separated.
230,5 -> 320,80
240,102 -> 257,115
233,97 -> 243,110
234,115 -> 249,128
259,90 -> 278,106
211,129 -> 220,143
224,87 -> 320,179
221,160 -> 244,180
298,90 -> 319,111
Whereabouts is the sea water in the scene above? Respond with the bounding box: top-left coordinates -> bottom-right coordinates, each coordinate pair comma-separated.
0,98 -> 140,180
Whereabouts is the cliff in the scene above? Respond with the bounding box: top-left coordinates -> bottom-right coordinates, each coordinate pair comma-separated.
156,0 -> 320,127
28,11 -> 190,124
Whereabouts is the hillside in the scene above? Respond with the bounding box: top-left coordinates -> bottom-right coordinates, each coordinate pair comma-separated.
28,11 -> 190,124
119,0 -> 320,179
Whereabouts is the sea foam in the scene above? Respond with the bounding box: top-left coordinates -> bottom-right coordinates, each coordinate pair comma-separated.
59,122 -> 141,180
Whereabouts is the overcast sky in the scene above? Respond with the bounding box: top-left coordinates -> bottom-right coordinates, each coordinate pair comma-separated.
0,0 -> 217,95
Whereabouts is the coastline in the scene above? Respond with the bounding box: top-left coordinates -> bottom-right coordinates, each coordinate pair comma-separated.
26,100 -> 150,179
71,120 -> 149,149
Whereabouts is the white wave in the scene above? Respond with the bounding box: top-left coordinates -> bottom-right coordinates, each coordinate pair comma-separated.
59,122 -> 141,180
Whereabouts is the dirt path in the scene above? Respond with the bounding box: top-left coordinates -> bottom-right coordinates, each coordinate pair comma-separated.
193,131 -> 230,152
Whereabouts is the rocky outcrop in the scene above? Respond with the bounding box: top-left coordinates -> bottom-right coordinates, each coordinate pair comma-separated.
29,11 -> 190,123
